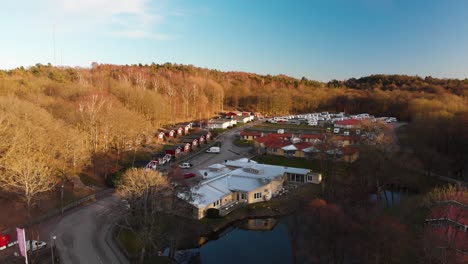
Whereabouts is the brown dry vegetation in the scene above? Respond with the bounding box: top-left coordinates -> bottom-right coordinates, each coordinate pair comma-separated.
0,63 -> 467,230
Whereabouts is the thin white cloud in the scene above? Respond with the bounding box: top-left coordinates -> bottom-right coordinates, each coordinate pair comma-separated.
61,0 -> 147,18
52,0 -> 169,40
110,30 -> 172,40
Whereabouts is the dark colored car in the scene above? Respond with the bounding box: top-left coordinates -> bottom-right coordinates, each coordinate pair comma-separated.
184,172 -> 196,179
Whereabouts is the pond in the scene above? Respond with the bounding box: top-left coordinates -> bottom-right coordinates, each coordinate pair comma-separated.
173,218 -> 293,264
369,190 -> 409,207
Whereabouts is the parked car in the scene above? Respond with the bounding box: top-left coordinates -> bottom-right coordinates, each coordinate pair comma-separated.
179,162 -> 193,169
206,147 -> 220,153
184,173 -> 196,179
14,241 -> 47,255
355,129 -> 361,135
333,128 -> 340,134
163,154 -> 172,163
344,130 -> 350,136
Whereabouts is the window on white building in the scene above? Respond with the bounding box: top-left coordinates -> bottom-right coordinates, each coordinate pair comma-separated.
254,192 -> 262,199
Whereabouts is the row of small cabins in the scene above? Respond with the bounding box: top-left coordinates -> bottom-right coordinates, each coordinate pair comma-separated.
154,122 -> 213,158
179,158 -> 322,219
241,131 -> 360,163
162,131 -> 213,157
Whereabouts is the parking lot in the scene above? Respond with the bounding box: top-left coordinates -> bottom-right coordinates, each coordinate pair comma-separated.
178,124 -> 257,182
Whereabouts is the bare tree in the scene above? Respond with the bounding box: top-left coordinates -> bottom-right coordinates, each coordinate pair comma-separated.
0,126 -> 57,213
117,168 -> 173,262
116,166 -> 196,262
78,93 -> 110,153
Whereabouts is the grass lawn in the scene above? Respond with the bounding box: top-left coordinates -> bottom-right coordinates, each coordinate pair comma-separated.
253,123 -> 326,133
253,155 -> 322,171
233,137 -> 254,147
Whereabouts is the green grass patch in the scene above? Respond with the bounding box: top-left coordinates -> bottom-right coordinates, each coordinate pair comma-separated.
233,137 -> 253,147
120,150 -> 154,168
118,229 -> 143,257
253,122 -> 326,133
253,155 -> 322,171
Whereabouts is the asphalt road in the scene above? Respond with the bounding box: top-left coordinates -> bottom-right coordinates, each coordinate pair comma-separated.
182,124 -> 257,177
44,123 -> 258,264
50,195 -> 129,264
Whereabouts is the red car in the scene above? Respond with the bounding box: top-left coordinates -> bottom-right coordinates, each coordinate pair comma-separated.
184,173 -> 196,179
0,233 -> 11,247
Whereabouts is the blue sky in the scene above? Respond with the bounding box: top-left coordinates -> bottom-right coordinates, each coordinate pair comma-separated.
1,0 -> 467,81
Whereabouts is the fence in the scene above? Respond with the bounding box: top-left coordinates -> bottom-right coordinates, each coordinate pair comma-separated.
0,188 -> 114,237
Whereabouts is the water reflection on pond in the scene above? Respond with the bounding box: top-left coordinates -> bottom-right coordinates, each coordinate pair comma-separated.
179,218 -> 293,264
369,190 -> 408,207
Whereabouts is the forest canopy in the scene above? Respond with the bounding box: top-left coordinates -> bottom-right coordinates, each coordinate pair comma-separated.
0,63 -> 466,183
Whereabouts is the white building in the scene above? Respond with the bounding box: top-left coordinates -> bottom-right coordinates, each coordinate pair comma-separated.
179,159 -> 322,219
207,119 -> 237,129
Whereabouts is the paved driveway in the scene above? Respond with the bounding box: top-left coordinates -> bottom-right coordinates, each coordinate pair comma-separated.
181,124 -> 257,179
50,195 -> 129,264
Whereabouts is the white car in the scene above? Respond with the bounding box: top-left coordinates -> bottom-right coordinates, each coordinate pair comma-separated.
333,128 -> 340,134
206,147 -> 220,153
179,163 -> 193,169
14,241 -> 47,255
344,130 -> 350,136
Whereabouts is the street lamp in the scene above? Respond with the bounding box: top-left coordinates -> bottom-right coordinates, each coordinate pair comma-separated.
50,236 -> 56,264
60,183 -> 64,215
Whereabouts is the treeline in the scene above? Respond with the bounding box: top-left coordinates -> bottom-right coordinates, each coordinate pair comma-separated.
0,63 -> 467,190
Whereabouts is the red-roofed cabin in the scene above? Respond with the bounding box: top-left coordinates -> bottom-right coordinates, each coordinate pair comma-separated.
164,145 -> 183,157
177,127 -> 184,136
165,129 -> 175,138
205,131 -> 212,141
263,133 -> 293,141
254,134 -> 291,156
281,142 -> 313,158
224,112 -> 239,118
299,134 -> 324,144
334,119 -> 362,129
240,131 -> 263,141
157,132 -> 165,141
176,143 -> 191,153
182,138 -> 198,149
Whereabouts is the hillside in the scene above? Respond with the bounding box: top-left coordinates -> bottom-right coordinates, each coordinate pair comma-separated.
0,63 -> 466,185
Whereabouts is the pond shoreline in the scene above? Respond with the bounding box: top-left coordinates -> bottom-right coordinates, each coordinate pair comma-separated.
116,184 -> 322,260
178,184 -> 320,249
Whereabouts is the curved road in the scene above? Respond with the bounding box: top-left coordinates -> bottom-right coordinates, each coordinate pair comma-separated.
51,195 -> 129,264
47,123 -> 257,264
